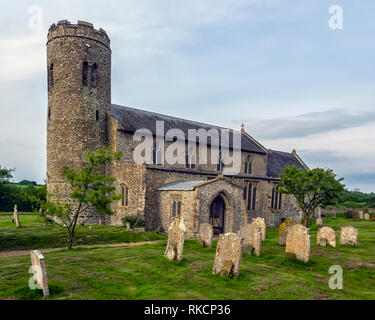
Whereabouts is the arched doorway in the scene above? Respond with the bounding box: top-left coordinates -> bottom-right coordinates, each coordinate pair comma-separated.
210,195 -> 225,235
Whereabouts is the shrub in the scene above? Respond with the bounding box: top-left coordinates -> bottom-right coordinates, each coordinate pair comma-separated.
122,215 -> 145,229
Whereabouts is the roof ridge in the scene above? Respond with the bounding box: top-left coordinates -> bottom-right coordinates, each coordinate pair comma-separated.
111,103 -> 229,131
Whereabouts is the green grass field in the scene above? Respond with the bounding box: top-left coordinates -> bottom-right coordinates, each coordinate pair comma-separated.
0,212 -> 166,250
0,213 -> 374,300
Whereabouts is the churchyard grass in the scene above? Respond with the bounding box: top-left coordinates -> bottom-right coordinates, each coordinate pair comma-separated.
0,214 -> 374,299
0,212 -> 166,250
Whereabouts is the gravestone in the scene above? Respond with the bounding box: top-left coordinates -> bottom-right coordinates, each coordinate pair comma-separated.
346,210 -> 363,220
237,223 -> 262,256
30,250 -> 50,297
125,222 -> 131,231
317,226 -> 336,247
252,217 -> 266,241
364,213 -> 370,220
331,212 -> 336,219
278,217 -> 293,245
316,218 -> 323,226
212,233 -> 243,278
198,223 -> 213,248
340,226 -> 358,246
13,205 -> 21,228
164,217 -> 186,262
285,224 -> 310,263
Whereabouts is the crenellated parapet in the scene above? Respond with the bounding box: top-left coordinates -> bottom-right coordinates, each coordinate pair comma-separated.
47,20 -> 110,50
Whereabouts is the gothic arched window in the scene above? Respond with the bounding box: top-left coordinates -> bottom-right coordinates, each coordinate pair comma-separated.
91,63 -> 97,87
172,201 -> 177,217
82,61 -> 88,86
121,185 -> 129,207
252,186 -> 257,210
247,183 -> 252,210
177,201 -> 181,217
244,155 -> 252,174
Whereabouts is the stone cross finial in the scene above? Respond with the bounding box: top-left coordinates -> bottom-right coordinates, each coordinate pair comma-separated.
240,123 -> 246,132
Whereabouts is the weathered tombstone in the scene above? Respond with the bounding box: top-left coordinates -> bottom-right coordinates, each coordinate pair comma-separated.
331,212 -> 337,219
212,233 -> 243,278
278,217 -> 293,245
285,224 -> 310,263
237,223 -> 262,256
364,213 -> 370,220
317,226 -> 336,247
164,217 -> 186,262
252,217 -> 266,241
316,218 -> 323,226
339,226 -> 358,246
125,222 -> 131,231
198,223 -> 213,248
13,205 -> 21,228
30,250 -> 50,297
347,209 -> 363,220
12,204 -> 18,223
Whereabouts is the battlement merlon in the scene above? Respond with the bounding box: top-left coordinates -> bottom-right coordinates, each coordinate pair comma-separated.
47,20 -> 110,50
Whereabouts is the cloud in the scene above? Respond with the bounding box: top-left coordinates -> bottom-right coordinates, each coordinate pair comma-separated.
240,109 -> 375,139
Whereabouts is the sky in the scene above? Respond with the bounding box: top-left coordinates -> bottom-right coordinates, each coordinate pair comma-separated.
0,0 -> 374,192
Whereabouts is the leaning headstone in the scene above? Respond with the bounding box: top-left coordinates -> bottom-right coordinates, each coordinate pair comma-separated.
212,233 -> 243,278
252,217 -> 266,240
164,217 -> 186,262
278,217 -> 293,245
30,250 -> 50,297
364,213 -> 370,220
12,204 -> 17,223
317,226 -> 336,247
316,218 -> 323,226
285,224 -> 310,263
13,205 -> 21,228
340,226 -> 358,246
198,223 -> 213,248
237,223 -> 262,256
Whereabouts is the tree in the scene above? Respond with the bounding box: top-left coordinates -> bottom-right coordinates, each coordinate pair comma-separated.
36,147 -> 122,249
0,165 -> 14,184
278,166 -> 345,227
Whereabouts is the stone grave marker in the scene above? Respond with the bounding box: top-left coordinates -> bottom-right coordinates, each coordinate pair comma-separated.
285,224 -> 310,263
212,233 -> 243,278
198,223 -> 213,248
164,217 -> 186,262
340,226 -> 358,246
30,250 -> 50,297
317,226 -> 336,247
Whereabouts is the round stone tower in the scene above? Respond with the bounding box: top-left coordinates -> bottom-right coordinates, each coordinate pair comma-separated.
46,20 -> 111,202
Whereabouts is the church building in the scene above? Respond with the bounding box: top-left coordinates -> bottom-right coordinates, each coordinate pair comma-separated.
46,20 -> 308,236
